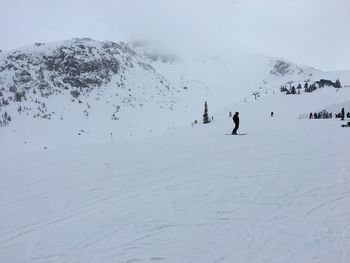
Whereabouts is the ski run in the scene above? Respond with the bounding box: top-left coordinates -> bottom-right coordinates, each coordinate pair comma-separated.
1,85 -> 350,262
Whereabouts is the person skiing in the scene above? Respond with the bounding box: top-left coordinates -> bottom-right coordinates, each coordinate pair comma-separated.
231,112 -> 240,135
341,107 -> 345,120
271,111 -> 274,117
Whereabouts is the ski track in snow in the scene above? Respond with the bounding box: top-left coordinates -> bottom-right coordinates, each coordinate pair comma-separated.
1,88 -> 350,262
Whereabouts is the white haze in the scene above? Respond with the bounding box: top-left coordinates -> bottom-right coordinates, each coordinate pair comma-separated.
1,0 -> 350,70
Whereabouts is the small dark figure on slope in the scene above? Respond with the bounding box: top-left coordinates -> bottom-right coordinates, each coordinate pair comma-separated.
231,112 -> 240,135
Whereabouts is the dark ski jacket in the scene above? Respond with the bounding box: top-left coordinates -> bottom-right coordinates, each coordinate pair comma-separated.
233,113 -> 239,125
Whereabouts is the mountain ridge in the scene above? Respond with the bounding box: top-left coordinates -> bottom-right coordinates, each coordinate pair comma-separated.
0,38 -> 181,126
0,38 -> 348,135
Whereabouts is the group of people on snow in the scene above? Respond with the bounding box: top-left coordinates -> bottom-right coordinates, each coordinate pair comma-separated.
336,107 -> 350,120
309,111 -> 332,119
309,107 -> 349,120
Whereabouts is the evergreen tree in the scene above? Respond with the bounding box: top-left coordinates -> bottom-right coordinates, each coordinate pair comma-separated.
335,79 -> 341,88
14,91 -> 24,102
203,101 -> 210,124
291,86 -> 296,94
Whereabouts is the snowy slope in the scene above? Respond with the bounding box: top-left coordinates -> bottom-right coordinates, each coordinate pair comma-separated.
2,39 -> 350,154
0,38 -> 184,128
1,39 -> 350,262
133,42 -> 324,110
1,85 -> 350,262
0,39 -> 206,152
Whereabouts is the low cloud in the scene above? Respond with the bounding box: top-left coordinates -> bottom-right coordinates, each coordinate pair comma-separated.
1,0 -> 349,70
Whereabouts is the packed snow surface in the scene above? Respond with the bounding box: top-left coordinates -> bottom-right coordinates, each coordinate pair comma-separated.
1,87 -> 350,262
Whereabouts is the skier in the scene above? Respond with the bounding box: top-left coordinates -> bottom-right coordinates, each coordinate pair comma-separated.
271,111 -> 274,117
309,112 -> 313,119
341,108 -> 345,120
231,112 -> 240,135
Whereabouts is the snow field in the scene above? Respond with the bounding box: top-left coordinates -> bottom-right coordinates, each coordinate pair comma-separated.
1,87 -> 350,262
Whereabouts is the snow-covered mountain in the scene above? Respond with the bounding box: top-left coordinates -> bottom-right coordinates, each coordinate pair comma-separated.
0,38 -> 181,126
1,38 -> 349,152
1,38 -> 350,263
132,42 -> 328,108
0,38 -> 334,128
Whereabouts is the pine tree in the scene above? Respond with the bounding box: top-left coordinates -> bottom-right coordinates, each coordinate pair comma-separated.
291,86 -> 296,94
203,101 -> 210,124
335,79 -> 341,88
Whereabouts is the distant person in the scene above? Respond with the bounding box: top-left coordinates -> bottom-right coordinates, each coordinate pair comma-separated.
229,111 -> 232,118
231,112 -> 240,135
309,112 -> 313,119
271,111 -> 274,117
341,108 -> 345,120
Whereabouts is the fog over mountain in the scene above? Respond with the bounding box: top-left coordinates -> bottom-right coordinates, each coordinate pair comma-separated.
1,0 -> 350,70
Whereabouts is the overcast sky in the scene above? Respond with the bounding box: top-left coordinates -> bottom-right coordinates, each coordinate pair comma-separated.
1,0 -> 349,71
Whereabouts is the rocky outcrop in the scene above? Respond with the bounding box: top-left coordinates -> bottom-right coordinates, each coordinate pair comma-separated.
0,38 -> 179,126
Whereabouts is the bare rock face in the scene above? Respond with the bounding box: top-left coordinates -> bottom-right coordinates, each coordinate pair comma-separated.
0,38 -> 179,126
1,39 -> 136,94
270,59 -> 312,77
271,60 -> 292,76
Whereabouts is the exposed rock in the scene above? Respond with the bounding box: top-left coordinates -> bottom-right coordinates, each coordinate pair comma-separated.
0,38 -> 179,126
